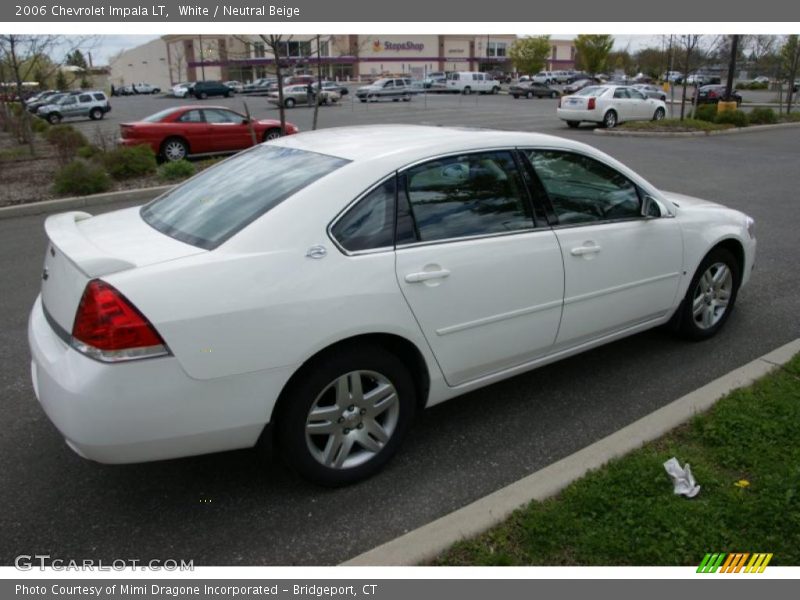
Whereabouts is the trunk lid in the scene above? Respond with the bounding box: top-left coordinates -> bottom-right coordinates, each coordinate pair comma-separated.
41,208 -> 205,332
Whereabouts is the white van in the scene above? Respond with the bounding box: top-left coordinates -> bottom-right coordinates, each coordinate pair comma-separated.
446,72 -> 501,95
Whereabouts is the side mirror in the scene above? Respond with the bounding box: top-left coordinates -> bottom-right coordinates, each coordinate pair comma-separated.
641,195 -> 661,218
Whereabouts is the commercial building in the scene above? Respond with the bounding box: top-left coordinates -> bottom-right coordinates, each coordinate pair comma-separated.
109,35 -> 577,87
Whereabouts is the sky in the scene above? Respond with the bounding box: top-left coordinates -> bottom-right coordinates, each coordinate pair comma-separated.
89,34 -> 661,65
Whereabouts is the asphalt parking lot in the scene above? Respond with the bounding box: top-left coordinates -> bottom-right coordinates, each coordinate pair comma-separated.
2,92 -> 799,566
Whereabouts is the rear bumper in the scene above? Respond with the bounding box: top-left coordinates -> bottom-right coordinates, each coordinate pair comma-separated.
556,107 -> 600,123
28,295 -> 290,464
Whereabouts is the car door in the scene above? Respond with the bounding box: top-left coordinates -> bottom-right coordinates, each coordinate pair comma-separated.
611,87 -> 634,120
203,108 -> 248,151
57,96 -> 78,118
175,108 -> 212,153
394,150 -> 565,386
628,87 -> 653,119
523,149 -> 682,348
75,94 -> 92,117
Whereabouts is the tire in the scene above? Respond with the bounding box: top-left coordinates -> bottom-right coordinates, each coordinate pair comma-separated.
276,345 -> 416,486
492,86 -> 500,95
224,91 -> 231,98
89,108 -> 103,120
513,94 -> 520,99
198,92 -> 208,100
263,128 -> 282,142
47,113 -> 61,125
401,94 -> 411,102
160,137 -> 189,162
653,107 -> 666,121
360,98 -> 367,103
602,110 -> 618,128
550,91 -> 558,98
525,91 -> 532,99
284,98 -> 295,108
566,120 -> 580,128
671,247 -> 741,340
463,86 -> 472,95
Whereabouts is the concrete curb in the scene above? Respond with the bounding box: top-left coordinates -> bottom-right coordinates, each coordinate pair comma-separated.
0,185 -> 174,220
595,121 -> 800,138
342,338 -> 800,566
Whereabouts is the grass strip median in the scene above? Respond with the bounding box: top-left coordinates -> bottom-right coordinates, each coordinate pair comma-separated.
433,353 -> 800,566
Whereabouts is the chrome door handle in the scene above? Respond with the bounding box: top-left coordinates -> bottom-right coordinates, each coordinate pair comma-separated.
405,269 -> 451,283
570,244 -> 602,256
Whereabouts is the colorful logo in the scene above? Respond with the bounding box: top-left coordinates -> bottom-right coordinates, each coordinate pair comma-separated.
373,40 -> 381,52
697,553 -> 773,573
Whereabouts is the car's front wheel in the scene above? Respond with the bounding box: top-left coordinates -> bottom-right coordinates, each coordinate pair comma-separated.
653,107 -> 666,121
263,128 -> 282,142
89,108 -> 103,120
277,345 -> 416,486
672,247 -> 741,340
47,113 -> 61,125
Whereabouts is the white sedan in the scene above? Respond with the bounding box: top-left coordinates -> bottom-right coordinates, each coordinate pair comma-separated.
28,126 -> 755,486
557,84 -> 667,128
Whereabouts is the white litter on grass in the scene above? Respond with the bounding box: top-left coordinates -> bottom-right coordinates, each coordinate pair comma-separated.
663,457 -> 701,498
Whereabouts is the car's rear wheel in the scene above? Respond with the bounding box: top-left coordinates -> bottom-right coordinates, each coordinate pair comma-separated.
566,120 -> 580,128
89,108 -> 103,120
263,128 -> 282,142
198,92 -> 208,100
161,137 -> 189,162
491,86 -> 500,94
401,93 -> 411,102
672,247 -> 741,340
463,86 -> 472,95
653,107 -> 666,121
277,345 -> 416,486
284,97 -> 295,108
602,109 -> 618,128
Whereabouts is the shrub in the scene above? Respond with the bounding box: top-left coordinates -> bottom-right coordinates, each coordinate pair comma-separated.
101,144 -> 157,180
714,109 -> 749,127
739,81 -> 768,90
53,159 -> 112,196
77,144 -> 101,159
30,117 -> 49,134
158,159 -> 196,182
693,104 -> 717,122
748,107 -> 778,125
45,125 -> 88,165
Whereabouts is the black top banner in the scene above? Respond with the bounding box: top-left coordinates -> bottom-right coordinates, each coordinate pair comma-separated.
4,0 -> 800,22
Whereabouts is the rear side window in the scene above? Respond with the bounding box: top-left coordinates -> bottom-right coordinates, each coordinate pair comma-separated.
93,93 -> 106,101
79,94 -> 91,102
330,178 -> 396,252
141,146 -> 350,249
401,151 -> 533,243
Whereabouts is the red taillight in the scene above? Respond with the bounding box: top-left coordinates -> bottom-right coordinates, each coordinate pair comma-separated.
72,280 -> 167,361
708,90 -> 718,98
588,97 -> 596,110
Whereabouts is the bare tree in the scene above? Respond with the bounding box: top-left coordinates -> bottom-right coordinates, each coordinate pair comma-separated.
782,35 -> 800,113
312,35 -> 331,131
257,35 -> 293,135
677,35 -> 703,120
0,35 -> 97,154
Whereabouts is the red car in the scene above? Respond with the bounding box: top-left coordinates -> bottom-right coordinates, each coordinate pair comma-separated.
119,106 -> 299,161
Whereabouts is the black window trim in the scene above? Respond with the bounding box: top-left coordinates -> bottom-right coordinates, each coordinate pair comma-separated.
394,148 -> 546,250
517,147 -> 665,229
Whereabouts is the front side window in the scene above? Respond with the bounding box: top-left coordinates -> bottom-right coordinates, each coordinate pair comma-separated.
78,94 -> 91,102
401,151 -> 533,243
330,178 -> 396,253
141,146 -> 350,249
525,150 -> 641,225
204,108 -> 239,123
178,109 -> 203,123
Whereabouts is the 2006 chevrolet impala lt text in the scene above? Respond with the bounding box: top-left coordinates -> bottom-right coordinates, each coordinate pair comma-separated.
28,125 -> 756,485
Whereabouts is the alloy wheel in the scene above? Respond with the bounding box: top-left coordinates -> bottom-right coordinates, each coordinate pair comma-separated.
691,262 -> 733,330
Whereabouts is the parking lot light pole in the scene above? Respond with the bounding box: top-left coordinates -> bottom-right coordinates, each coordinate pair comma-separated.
724,35 -> 739,102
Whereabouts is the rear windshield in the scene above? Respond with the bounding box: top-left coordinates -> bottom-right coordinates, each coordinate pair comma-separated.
574,86 -> 609,96
141,145 -> 350,249
141,108 -> 181,122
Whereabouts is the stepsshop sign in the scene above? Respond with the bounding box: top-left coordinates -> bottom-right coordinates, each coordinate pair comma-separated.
372,40 -> 425,52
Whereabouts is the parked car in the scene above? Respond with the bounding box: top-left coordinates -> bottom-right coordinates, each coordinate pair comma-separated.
267,85 -> 340,108
566,71 -> 592,84
224,81 -> 244,93
284,75 -> 315,86
695,85 -> 743,106
26,91 -> 72,113
532,71 -> 556,84
632,83 -> 668,102
563,78 -> 599,95
663,71 -> 684,83
192,81 -> 233,99
242,78 -> 276,94
356,78 -> 414,102
552,71 -> 571,84
557,85 -> 667,128
118,106 -> 298,161
129,83 -> 161,94
509,81 -> 560,99
315,81 -> 349,96
28,125 -> 756,485
445,72 -> 501,95
171,82 -> 194,98
37,91 -> 111,124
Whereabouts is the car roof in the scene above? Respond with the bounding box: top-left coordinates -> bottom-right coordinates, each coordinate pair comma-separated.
271,125 -> 594,163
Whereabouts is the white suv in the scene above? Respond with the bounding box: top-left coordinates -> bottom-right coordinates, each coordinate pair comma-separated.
533,71 -> 556,84
37,91 -> 111,124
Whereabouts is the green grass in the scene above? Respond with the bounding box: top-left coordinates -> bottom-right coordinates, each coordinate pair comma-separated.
433,353 -> 800,566
619,118 -> 734,132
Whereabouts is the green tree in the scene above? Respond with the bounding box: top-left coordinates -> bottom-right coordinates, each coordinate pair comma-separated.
782,35 -> 800,112
65,49 -> 87,69
574,34 -> 614,75
507,36 -> 551,76
55,69 -> 67,90
634,46 -> 666,78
